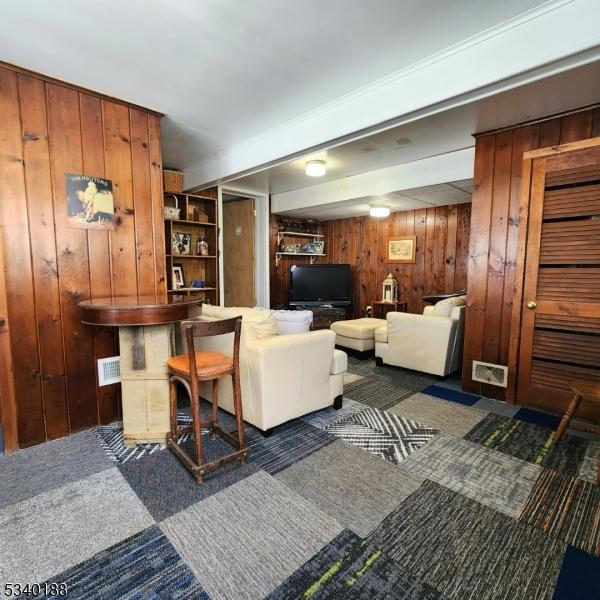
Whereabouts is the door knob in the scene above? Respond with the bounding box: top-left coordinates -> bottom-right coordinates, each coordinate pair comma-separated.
527,301 -> 537,310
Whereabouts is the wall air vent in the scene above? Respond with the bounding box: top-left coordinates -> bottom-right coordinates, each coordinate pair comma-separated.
472,361 -> 508,388
98,356 -> 120,386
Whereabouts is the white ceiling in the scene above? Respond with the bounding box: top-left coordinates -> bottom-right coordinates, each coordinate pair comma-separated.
278,180 -> 473,221
231,59 -> 600,195
0,0 -> 550,172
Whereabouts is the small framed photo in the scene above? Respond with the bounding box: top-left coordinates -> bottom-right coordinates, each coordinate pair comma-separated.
172,264 -> 185,289
313,240 -> 325,254
388,236 -> 416,263
172,231 -> 192,255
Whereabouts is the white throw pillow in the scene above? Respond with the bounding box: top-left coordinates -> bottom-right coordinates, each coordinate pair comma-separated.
432,295 -> 467,317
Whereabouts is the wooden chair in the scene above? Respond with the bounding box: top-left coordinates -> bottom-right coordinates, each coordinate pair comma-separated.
553,379 -> 600,484
166,316 -> 249,483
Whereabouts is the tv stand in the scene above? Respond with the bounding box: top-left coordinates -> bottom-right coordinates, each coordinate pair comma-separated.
295,304 -> 348,330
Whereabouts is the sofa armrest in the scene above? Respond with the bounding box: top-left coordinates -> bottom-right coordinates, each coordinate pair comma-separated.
331,349 -> 348,375
374,326 -> 388,343
386,311 -> 456,342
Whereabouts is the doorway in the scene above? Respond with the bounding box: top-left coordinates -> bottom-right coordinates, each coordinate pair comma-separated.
222,194 -> 255,307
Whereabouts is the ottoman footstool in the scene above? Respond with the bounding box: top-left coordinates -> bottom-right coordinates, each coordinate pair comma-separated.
330,318 -> 387,357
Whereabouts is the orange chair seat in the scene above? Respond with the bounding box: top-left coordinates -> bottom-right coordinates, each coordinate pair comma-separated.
168,351 -> 233,379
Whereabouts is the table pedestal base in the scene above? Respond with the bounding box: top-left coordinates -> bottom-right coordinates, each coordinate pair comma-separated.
118,324 -> 174,447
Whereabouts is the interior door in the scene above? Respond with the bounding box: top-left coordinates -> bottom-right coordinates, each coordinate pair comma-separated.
223,197 -> 255,307
515,141 -> 600,421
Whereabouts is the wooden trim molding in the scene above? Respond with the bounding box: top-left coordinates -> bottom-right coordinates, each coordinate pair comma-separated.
523,136 -> 600,159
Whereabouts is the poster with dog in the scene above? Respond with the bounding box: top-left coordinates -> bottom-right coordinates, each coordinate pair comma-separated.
65,173 -> 115,230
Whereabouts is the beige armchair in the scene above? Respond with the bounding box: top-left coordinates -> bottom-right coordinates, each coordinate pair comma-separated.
189,306 -> 348,432
374,301 -> 466,376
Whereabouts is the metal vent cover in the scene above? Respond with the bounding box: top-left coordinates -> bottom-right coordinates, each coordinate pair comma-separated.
472,360 -> 508,388
98,356 -> 120,386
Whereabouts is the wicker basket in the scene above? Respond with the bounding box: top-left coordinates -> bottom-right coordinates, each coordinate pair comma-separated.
163,169 -> 183,193
163,194 -> 181,220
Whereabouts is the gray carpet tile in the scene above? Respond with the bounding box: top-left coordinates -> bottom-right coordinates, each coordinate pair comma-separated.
36,526 -> 208,599
368,481 -> 566,600
343,377 -> 418,410
347,356 -> 380,377
0,429 -> 114,510
300,398 -> 367,430
0,468 -> 154,585
119,434 -> 259,521
267,529 -> 444,600
578,439 -> 600,483
343,372 -> 364,385
246,419 -> 336,474
161,470 -> 343,600
518,468 -> 600,557
388,392 -> 488,437
472,396 -> 519,418
401,434 -> 541,517
275,440 -> 424,537
465,413 -> 589,475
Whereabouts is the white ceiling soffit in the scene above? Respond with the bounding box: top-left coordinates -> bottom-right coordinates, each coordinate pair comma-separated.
270,148 -> 475,217
186,0 -> 600,188
230,58 -> 600,195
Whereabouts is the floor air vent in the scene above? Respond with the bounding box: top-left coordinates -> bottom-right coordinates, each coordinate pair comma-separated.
472,361 -> 508,388
98,356 -> 121,386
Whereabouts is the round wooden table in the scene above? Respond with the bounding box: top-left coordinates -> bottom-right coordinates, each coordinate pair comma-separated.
79,295 -> 203,447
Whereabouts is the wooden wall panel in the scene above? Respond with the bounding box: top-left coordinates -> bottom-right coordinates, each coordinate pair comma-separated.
0,64 -> 164,448
270,203 -> 471,314
463,106 -> 600,400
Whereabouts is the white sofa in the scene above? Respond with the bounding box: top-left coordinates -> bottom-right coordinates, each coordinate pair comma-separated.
374,299 -> 466,376
188,306 -> 348,432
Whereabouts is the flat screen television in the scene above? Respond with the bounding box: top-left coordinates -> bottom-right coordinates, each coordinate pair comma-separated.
289,263 -> 351,306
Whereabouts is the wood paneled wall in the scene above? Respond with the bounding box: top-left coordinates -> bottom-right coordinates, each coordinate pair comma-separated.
0,64 -> 165,449
270,204 -> 471,314
462,106 -> 600,400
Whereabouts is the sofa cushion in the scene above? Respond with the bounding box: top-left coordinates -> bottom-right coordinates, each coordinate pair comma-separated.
432,295 -> 467,317
330,348 -> 348,375
330,318 -> 387,340
374,326 -> 388,343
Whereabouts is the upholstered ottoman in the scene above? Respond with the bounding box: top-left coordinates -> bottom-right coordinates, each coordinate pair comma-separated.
330,318 -> 387,355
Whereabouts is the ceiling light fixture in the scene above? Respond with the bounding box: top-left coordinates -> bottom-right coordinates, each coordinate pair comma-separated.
369,205 -> 391,218
305,160 -> 326,177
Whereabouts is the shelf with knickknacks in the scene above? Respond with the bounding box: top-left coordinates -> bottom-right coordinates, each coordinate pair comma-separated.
196,235 -> 209,256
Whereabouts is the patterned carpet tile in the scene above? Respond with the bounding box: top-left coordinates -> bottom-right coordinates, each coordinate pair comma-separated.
464,413 -> 589,475
276,440 -> 424,537
246,419 -> 336,474
0,469 -> 154,585
368,480 -> 566,600
36,526 -> 208,599
267,529 -> 444,600
0,429 -> 114,510
388,392 -> 488,438
119,435 -> 259,521
420,385 -> 480,406
578,440 -> 600,484
326,408 -> 438,465
401,434 -> 541,517
552,545 -> 600,600
343,377 -> 418,410
301,398 -> 367,430
344,372 -> 364,385
161,470 -> 343,600
518,469 -> 600,557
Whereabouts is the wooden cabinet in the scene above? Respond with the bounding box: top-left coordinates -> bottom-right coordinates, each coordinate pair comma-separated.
164,191 -> 219,304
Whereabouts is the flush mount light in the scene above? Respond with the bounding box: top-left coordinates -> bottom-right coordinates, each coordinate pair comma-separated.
305,160 -> 327,177
369,205 -> 391,218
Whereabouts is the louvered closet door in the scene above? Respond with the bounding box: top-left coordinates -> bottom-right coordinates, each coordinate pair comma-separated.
516,143 -> 600,421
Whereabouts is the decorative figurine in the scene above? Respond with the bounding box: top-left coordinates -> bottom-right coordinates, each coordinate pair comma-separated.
197,235 -> 209,256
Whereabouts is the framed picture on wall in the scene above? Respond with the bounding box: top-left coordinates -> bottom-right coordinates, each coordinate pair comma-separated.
387,236 -> 416,263
172,264 -> 185,289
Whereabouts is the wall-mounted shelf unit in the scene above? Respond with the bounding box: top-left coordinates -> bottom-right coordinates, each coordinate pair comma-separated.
276,231 -> 324,245
275,252 -> 326,266
163,191 -> 219,304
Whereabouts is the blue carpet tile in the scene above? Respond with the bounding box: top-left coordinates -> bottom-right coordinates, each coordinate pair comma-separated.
245,419 -> 336,474
119,436 -> 259,521
267,529 -> 443,600
514,407 -> 562,430
464,413 -> 589,475
553,545 -> 600,600
421,385 -> 480,406
34,526 -> 208,599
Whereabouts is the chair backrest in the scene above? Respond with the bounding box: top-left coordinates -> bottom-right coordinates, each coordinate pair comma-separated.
180,316 -> 242,383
